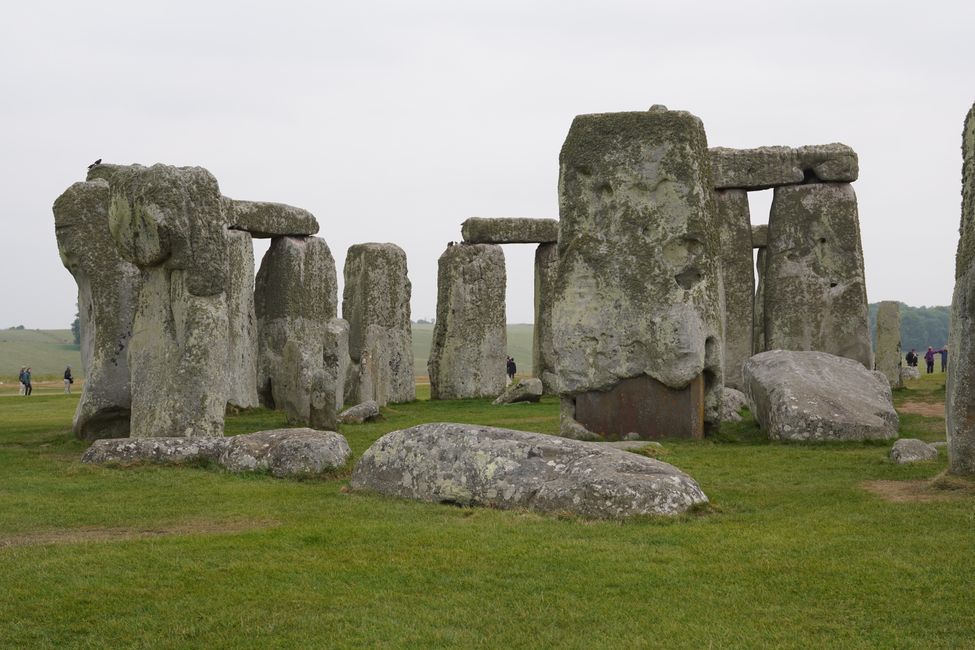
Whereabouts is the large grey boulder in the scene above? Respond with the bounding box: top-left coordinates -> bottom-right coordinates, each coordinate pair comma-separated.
225,229 -> 259,408
350,423 -> 709,518
721,387 -> 749,423
338,400 -> 381,424
225,198 -> 319,237
428,244 -> 506,399
743,350 -> 898,441
875,301 -> 902,389
890,438 -> 939,464
461,217 -> 559,244
764,183 -> 873,369
715,189 -> 754,389
533,243 -> 559,393
220,429 -> 351,477
553,108 -> 724,438
108,164 -> 230,438
710,143 -> 858,190
493,378 -> 543,404
342,243 -> 414,405
948,103 -> 975,474
901,366 -> 921,382
53,177 -> 140,441
81,436 -> 228,465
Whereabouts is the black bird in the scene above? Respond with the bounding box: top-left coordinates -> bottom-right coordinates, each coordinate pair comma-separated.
87,158 -> 102,170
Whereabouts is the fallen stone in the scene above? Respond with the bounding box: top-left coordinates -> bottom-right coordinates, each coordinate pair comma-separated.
220,429 -> 350,477
225,198 -> 319,237
743,350 -> 898,441
493,378 -> 543,404
338,401 -> 381,424
82,437 -> 229,465
350,423 -> 708,518
901,366 -> 921,382
721,387 -> 749,423
875,301 -> 903,389
461,217 -> 559,244
890,438 -> 939,464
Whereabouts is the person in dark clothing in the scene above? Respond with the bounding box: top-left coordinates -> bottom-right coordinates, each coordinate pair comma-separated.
23,367 -> 32,396
906,349 -> 918,367
64,366 -> 74,394
506,357 -> 516,382
939,347 -> 948,372
924,347 -> 936,374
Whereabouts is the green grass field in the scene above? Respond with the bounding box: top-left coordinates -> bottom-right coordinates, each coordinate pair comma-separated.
1,371 -> 972,648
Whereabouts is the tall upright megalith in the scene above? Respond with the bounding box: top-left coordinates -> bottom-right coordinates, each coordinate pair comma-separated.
752,224 -> 769,354
533,243 -> 559,393
255,236 -> 338,427
428,244 -> 506,399
342,243 -> 414,405
947,102 -> 975,475
53,178 -> 140,440
108,164 -> 230,438
553,108 -> 724,439
225,229 -> 259,408
715,189 -> 753,389
875,301 -> 902,389
764,183 -> 873,369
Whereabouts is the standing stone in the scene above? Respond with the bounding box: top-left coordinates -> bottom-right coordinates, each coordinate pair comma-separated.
554,109 -> 724,439
324,318 -> 352,411
53,178 -> 140,440
428,244 -> 506,400
255,236 -> 337,424
715,190 -> 753,389
107,164 -> 230,438
225,229 -> 259,408
533,243 -> 559,393
875,301 -> 902,389
752,225 -> 769,354
764,183 -> 873,369
947,103 -> 975,475
342,243 -> 414,405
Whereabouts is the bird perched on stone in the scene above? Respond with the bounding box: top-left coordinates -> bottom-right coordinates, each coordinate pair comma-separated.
447,241 -> 454,247
87,158 -> 102,170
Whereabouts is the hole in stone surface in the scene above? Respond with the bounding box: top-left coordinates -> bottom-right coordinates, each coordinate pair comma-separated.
829,282 -> 838,288
802,168 -> 820,183
819,237 -> 827,244
674,267 -> 702,290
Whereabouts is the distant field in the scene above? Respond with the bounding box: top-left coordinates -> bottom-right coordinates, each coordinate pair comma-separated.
1,325 -> 535,382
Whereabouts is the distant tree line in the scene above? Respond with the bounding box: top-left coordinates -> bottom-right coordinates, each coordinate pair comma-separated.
869,302 -> 949,355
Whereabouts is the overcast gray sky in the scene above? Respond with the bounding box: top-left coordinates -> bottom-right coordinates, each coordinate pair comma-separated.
1,0 -> 972,329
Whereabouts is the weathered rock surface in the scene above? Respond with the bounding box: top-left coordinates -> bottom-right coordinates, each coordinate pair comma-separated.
721,387 -> 749,423
795,144 -> 859,183
710,144 -> 858,189
350,423 -> 709,518
901,366 -> 921,382
255,236 -> 338,425
875,301 -> 902,389
764,183 -> 873,369
342,243 -> 414,405
533,243 -> 559,393
225,229 -> 259,408
753,247 -> 767,354
54,177 -> 140,441
947,103 -> 975,475
554,109 -> 724,438
493,378 -> 543,404
225,198 -> 319,237
890,438 -> 939,464
461,217 -> 559,244
324,318 -> 352,411
428,244 -> 506,399
81,436 -> 228,465
108,164 -> 230,438
220,429 -> 350,477
338,400 -> 381,424
743,350 -> 898,441
715,189 -> 754,390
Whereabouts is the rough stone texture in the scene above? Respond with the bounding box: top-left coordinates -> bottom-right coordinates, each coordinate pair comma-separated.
751,224 -> 768,248
220,429 -> 350,477
901,366 -> 921,382
574,375 -> 705,440
225,198 -> 319,238
225,229 -> 260,408
461,217 -> 559,244
721,387 -> 749,423
342,243 -> 414,405
255,236 -> 338,425
764,183 -> 873,369
108,164 -> 230,438
533,243 -> 559,393
710,144 -> 858,190
493,378 -> 543,404
53,178 -> 140,441
338,400 -> 381,424
554,109 -> 724,437
350,423 -> 709,519
890,438 -> 939,464
324,318 -> 352,411
753,247 -> 767,354
715,189 -> 754,390
81,437 -> 229,465
428,244 -> 506,399
743,350 -> 898,442
948,103 -> 975,474
875,301 -> 903,390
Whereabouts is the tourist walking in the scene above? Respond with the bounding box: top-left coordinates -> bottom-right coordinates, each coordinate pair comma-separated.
939,347 -> 948,372
924,347 -> 936,374
64,366 -> 73,394
18,367 -> 26,395
22,367 -> 32,396
906,349 -> 918,367
506,356 -> 516,383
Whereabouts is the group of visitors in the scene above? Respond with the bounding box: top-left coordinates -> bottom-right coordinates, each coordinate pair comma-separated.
906,347 -> 948,374
15,366 -> 74,395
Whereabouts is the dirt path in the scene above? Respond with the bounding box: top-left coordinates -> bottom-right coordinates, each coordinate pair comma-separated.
898,401 -> 946,417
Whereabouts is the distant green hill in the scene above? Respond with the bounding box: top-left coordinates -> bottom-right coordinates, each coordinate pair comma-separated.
0,329 -> 82,381
869,303 -> 950,356
412,323 -> 534,376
